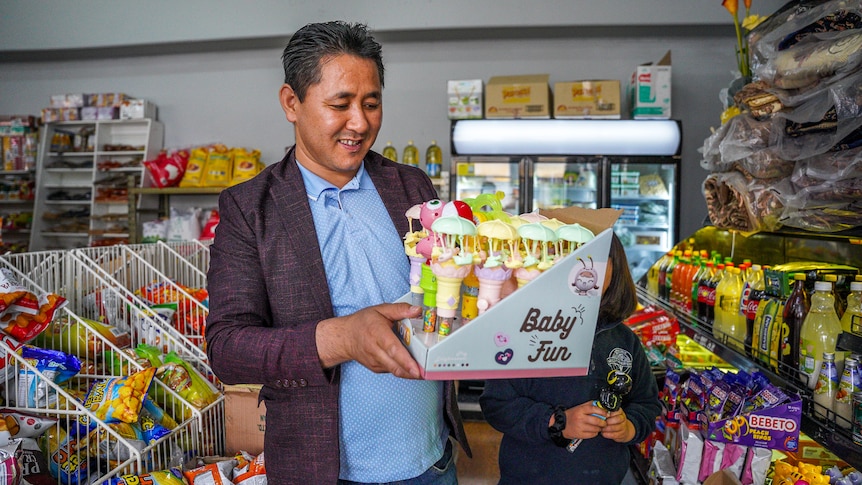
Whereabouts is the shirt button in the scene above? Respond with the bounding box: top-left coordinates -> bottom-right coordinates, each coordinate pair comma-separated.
299,379 -> 307,387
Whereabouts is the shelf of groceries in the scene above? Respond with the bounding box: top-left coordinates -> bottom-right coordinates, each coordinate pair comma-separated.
0,239 -> 237,484
634,225 -> 862,478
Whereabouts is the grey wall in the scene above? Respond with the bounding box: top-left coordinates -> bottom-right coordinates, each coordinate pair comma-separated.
0,0 -> 790,241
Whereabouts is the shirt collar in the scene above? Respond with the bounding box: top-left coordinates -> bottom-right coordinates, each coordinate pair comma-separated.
296,160 -> 370,201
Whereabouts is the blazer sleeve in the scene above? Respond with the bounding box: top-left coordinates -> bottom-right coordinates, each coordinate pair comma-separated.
205,187 -> 331,388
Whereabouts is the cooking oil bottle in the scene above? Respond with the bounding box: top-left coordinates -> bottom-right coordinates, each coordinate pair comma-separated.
382,141 -> 398,162
403,140 -> 419,167
800,279 -> 843,389
425,140 -> 442,178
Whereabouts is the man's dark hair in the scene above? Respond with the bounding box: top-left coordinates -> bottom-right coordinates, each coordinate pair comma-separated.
598,233 -> 638,323
281,21 -> 384,102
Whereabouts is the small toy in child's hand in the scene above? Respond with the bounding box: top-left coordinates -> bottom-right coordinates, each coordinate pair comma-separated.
567,369 -> 632,453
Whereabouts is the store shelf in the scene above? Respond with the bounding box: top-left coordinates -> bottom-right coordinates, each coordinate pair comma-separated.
126,176 -> 224,243
637,285 -> 862,469
31,119 -> 164,250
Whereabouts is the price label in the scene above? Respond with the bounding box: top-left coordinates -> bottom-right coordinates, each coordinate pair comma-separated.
693,333 -> 716,354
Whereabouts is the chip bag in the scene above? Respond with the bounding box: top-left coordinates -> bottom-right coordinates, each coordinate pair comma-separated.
201,146 -> 232,188
179,147 -> 209,188
82,367 -> 156,426
109,468 -> 186,485
229,147 -> 262,187
0,440 -> 21,485
183,459 -> 235,485
41,426 -> 89,485
15,346 -> 81,408
144,150 -> 189,188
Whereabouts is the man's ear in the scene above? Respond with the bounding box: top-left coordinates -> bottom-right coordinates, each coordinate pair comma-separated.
280,84 -> 299,123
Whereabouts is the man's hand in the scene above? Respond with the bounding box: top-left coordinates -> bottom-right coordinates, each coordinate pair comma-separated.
561,401 -> 609,440
316,303 -> 423,379
601,409 -> 635,443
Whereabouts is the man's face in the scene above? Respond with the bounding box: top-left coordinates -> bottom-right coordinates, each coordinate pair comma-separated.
280,53 -> 382,187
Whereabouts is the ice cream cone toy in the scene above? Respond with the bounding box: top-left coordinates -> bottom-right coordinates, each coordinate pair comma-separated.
517,210 -> 548,224
415,199 -> 445,260
460,269 -> 480,324
404,204 -> 428,305
555,223 -> 595,259
430,215 -> 477,266
473,219 -> 517,314
514,222 -> 558,288
430,214 -> 476,336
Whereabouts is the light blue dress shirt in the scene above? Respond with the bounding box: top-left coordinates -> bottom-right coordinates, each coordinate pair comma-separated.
296,160 -> 446,482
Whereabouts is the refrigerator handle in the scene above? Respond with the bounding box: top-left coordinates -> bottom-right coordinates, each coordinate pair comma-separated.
599,156 -> 609,207
520,156 -> 533,214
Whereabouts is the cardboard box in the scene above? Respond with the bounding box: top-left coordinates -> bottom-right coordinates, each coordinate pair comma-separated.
553,80 -> 621,119
120,99 -> 157,120
485,74 -> 552,119
448,80 -> 483,120
629,50 -> 672,119
397,206 -> 620,379
224,384 -> 266,455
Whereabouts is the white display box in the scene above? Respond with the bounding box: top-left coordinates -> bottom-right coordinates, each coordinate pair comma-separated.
397,206 -> 620,380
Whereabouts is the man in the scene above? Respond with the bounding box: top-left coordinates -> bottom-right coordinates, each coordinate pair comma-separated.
205,21 -> 470,484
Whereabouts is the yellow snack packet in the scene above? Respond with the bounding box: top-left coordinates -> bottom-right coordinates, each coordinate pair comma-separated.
84,367 -> 156,424
229,147 -> 262,186
179,147 -> 208,188
202,150 -> 232,187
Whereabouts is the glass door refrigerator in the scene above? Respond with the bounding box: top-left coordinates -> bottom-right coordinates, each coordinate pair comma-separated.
449,119 -> 681,279
606,157 -> 679,282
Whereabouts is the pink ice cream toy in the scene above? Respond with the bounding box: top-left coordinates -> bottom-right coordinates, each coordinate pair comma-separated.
474,219 -> 518,314
513,222 -> 559,288
430,213 -> 476,335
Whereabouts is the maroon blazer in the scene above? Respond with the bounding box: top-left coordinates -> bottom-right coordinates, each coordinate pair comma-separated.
206,148 -> 470,484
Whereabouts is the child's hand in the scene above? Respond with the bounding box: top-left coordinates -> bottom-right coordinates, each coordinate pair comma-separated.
601,409 -> 635,443
563,401 -> 609,440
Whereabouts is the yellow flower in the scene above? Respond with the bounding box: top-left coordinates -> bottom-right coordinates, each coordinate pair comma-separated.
742,14 -> 767,31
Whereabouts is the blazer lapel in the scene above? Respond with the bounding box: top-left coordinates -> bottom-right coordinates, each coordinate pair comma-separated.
268,149 -> 335,318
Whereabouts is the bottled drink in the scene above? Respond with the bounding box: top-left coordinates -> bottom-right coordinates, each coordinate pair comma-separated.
696,261 -> 715,321
800,280 -> 843,390
403,140 -> 419,167
813,352 -> 838,419
783,273 -> 810,374
382,141 -> 398,162
656,251 -> 674,300
425,140 -> 442,178
841,280 -> 862,336
740,264 -> 765,357
671,252 -> 690,310
714,266 -> 745,353
690,259 -> 708,319
662,251 -> 681,303
682,254 -> 701,314
705,263 -> 725,327
835,357 -> 861,429
647,252 -> 671,297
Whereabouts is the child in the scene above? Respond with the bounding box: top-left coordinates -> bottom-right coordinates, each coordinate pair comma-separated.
480,232 -> 661,484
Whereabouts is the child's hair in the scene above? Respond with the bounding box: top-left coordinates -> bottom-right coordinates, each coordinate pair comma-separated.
598,232 -> 637,323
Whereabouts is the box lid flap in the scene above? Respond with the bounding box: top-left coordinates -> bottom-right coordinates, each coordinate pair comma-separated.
539,206 -> 621,235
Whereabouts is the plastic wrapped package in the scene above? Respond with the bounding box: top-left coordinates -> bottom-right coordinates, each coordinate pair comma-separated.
749,0 -> 862,81
763,30 -> 862,90
731,148 -> 796,180
794,144 -> 862,181
700,115 -> 775,172
780,200 -> 862,233
703,171 -> 788,233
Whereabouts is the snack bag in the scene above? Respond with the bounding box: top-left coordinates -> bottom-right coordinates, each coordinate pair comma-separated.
233,451 -> 266,485
179,147 -> 209,188
86,422 -> 145,464
0,440 -> 21,485
109,468 -> 186,485
15,346 -> 81,408
16,437 -> 54,485
81,367 -> 157,427
161,352 -> 219,409
41,426 -> 89,485
141,397 -> 179,431
141,219 -> 169,243
0,409 -> 58,444
0,292 -> 66,343
201,146 -> 233,187
0,268 -> 35,316
167,207 -> 201,242
199,210 -> 219,241
35,316 -> 131,360
144,150 -> 189,188
229,147 -> 262,186
183,459 -> 236,485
